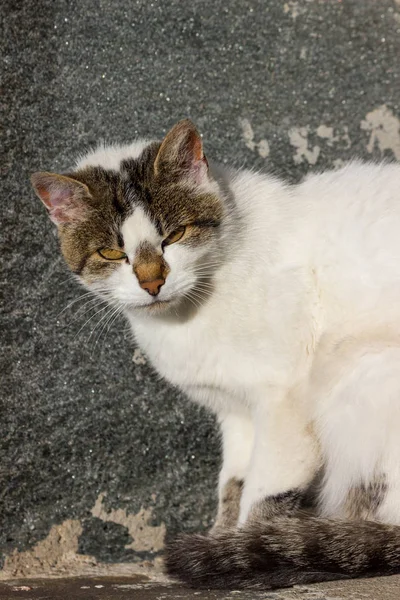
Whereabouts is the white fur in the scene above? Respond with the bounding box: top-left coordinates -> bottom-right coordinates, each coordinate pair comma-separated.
122,207 -> 161,257
81,144 -> 400,525
217,412 -> 254,487
76,140 -> 151,171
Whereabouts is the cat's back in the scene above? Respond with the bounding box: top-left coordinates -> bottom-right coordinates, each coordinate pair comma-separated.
300,161 -> 400,321
301,161 -> 400,215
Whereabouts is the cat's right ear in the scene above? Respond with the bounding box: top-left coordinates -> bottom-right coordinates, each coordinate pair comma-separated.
31,172 -> 91,225
153,119 -> 208,185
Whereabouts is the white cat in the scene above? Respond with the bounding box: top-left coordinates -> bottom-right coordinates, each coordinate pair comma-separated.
31,119 -> 400,589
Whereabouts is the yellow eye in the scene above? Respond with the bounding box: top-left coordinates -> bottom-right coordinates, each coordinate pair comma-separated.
163,226 -> 186,247
98,248 -> 127,260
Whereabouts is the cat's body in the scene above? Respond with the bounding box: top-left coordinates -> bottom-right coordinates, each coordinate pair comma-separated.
31,120 -> 400,589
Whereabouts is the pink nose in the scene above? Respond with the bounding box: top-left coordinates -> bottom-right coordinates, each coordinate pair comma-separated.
139,278 -> 165,296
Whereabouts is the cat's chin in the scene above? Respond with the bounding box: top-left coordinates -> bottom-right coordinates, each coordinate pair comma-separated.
127,293 -> 198,316
128,298 -> 177,314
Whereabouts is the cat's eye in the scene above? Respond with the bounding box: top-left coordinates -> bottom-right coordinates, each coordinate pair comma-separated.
98,248 -> 127,260
162,226 -> 186,247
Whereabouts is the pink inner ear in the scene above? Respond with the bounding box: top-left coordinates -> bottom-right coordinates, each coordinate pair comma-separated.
185,129 -> 210,185
49,190 -> 87,224
191,155 -> 208,186
191,131 -> 203,162
43,182 -> 79,224
49,204 -> 77,225
35,184 -> 52,208
37,183 -> 72,210
32,173 -> 89,225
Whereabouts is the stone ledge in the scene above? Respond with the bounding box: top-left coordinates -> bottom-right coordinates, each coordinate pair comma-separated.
1,575 -> 400,600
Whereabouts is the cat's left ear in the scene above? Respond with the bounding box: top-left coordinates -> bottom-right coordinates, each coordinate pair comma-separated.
154,119 -> 208,185
31,172 -> 91,225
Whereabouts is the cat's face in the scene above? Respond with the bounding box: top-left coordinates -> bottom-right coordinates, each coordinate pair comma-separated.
31,120 -> 225,314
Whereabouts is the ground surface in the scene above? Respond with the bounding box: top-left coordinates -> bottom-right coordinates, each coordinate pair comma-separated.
2,576 -> 400,600
2,0 -> 400,597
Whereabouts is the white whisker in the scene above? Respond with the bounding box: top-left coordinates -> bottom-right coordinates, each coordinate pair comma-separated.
74,303 -> 113,340
57,291 -> 98,318
87,302 -> 118,341
92,303 -> 124,351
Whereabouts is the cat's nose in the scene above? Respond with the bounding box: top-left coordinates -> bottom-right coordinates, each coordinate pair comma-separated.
139,278 -> 165,296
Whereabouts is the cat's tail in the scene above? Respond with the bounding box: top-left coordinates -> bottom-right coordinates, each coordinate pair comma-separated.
165,516 -> 400,589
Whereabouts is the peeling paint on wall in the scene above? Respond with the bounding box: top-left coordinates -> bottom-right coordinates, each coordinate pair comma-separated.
283,0 -> 315,20
0,517 -> 166,581
361,105 -> 400,160
0,520 -> 95,579
332,158 -> 345,169
0,495 -> 166,580
288,123 -> 352,166
241,117 -> 356,167
316,124 -> 351,149
283,1 -> 306,20
132,348 -> 147,366
288,126 -> 320,165
91,493 -> 166,553
239,109 -> 400,168
239,118 -> 270,158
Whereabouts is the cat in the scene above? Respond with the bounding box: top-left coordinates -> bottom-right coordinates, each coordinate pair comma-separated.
31,119 -> 400,589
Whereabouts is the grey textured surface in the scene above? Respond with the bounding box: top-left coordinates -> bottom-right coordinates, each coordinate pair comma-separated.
2,576 -> 400,600
2,0 -> 400,593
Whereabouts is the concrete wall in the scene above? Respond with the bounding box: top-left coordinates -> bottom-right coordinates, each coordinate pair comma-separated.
2,0 -> 400,579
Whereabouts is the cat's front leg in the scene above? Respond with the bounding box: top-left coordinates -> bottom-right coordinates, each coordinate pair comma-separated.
239,389 -> 320,524
212,411 -> 254,531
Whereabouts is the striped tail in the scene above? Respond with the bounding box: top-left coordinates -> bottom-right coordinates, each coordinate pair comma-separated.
165,516 -> 400,590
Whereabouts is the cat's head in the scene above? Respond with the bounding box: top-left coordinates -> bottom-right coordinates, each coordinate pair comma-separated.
31,120 -> 227,314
